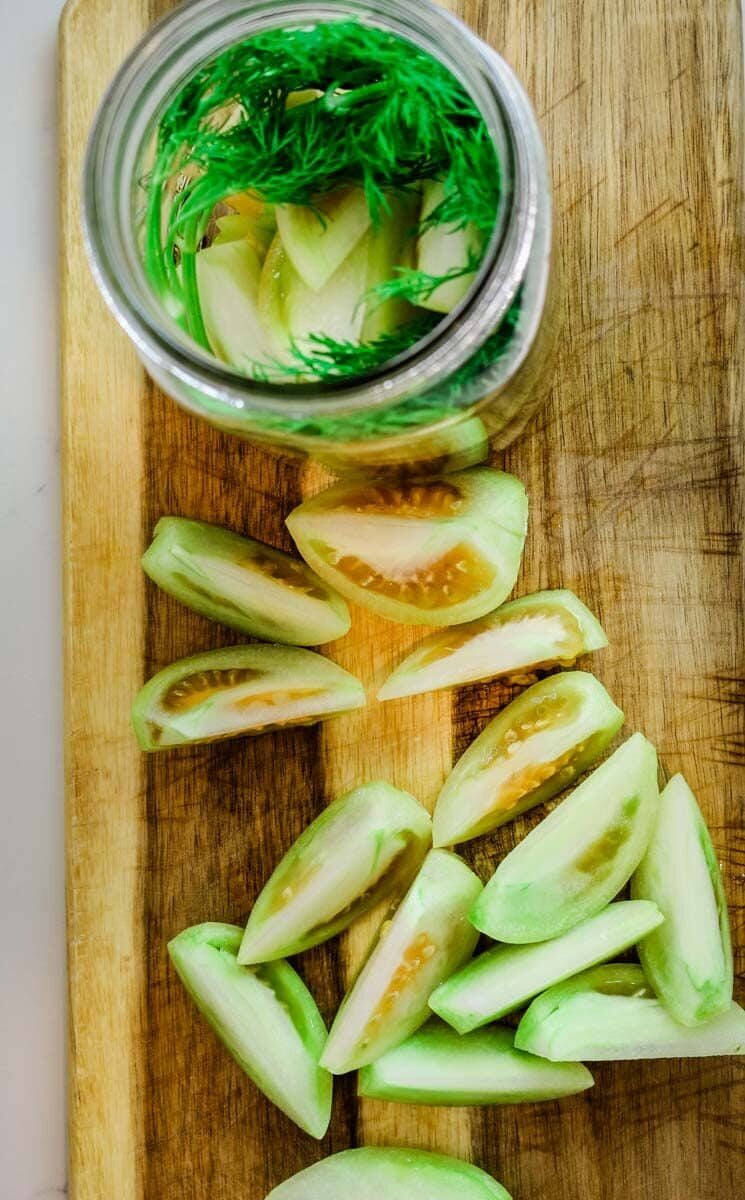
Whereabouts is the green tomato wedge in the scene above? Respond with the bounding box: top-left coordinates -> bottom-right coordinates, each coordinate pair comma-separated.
430,900 -> 663,1032
358,1020 -> 594,1105
275,185 -> 372,291
238,782 -> 432,964
141,517 -> 351,644
515,964 -> 745,1061
196,236 -> 270,369
362,191 -> 419,340
432,671 -> 624,847
378,589 -> 608,701
265,1147 -> 513,1200
631,774 -> 733,1026
132,644 -> 366,751
470,733 -> 659,943
168,923 -> 332,1138
320,850 -> 482,1073
259,231 -> 369,365
286,469 -> 528,627
416,180 -> 480,313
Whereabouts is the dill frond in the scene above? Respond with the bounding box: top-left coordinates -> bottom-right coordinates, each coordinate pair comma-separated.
144,19 -> 501,369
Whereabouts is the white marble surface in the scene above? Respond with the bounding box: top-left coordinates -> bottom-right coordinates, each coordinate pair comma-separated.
0,0 -> 67,1195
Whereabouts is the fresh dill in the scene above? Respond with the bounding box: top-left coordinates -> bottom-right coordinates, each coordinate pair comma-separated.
143,19 -> 502,379
252,314 -> 442,384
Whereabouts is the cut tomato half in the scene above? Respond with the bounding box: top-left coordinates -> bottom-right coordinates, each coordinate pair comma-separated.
286,469 -> 528,626
132,645 -> 365,751
238,782 -> 432,963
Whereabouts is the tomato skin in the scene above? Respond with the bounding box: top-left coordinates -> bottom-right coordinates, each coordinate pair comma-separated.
142,516 -> 350,645
286,468 -> 528,627
238,782 -> 432,963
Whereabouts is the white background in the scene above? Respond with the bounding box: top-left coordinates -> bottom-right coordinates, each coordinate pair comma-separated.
0,0 -> 67,1195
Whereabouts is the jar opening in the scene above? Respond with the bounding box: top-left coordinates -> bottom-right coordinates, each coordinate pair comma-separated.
84,0 -> 540,420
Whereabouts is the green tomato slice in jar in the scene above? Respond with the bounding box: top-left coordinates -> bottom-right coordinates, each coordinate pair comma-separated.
470,734 -> 659,943
378,589 -> 608,700
238,782 -> 432,963
168,923 -> 332,1138
358,1020 -> 594,1105
142,517 -> 351,644
320,850 -> 482,1074
132,644 -> 365,751
286,468 -> 528,627
265,1147 -> 513,1200
429,900 -> 662,1032
631,774 -> 733,1026
275,185 -> 372,291
515,964 -> 745,1062
432,671 -> 624,847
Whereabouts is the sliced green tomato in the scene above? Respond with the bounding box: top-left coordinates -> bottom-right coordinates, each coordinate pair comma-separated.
358,1020 -> 593,1105
286,469 -> 528,627
515,964 -> 745,1062
362,191 -> 420,340
132,645 -> 366,751
141,517 -> 350,644
276,186 -> 372,291
196,236 -> 270,369
238,782 -> 432,963
430,900 -> 663,1033
416,180 -> 480,313
259,232 -> 369,364
265,1147 -> 513,1200
378,589 -> 609,701
631,774 -> 733,1026
470,733 -> 659,943
320,850 -> 482,1073
432,671 -> 624,847
168,923 -> 332,1138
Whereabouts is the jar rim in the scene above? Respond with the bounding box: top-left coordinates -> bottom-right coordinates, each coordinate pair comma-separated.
83,0 -> 542,419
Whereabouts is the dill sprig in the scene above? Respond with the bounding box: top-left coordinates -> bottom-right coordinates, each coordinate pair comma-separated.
143,19 -> 501,375
252,314 -> 441,383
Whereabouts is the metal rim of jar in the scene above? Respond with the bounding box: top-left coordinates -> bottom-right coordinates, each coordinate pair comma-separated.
83,0 -> 543,420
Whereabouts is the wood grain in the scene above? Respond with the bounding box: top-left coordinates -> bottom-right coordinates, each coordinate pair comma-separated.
61,1 -> 745,1198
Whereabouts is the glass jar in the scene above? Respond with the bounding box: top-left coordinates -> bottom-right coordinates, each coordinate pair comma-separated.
83,0 -> 556,474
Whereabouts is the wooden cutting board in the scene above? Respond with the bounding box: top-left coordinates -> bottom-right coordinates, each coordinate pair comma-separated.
60,1 -> 745,1197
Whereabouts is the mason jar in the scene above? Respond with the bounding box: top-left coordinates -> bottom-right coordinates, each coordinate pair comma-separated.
83,0 -> 556,474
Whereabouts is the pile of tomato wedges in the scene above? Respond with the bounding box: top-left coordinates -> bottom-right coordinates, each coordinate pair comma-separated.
134,469 -> 743,1200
